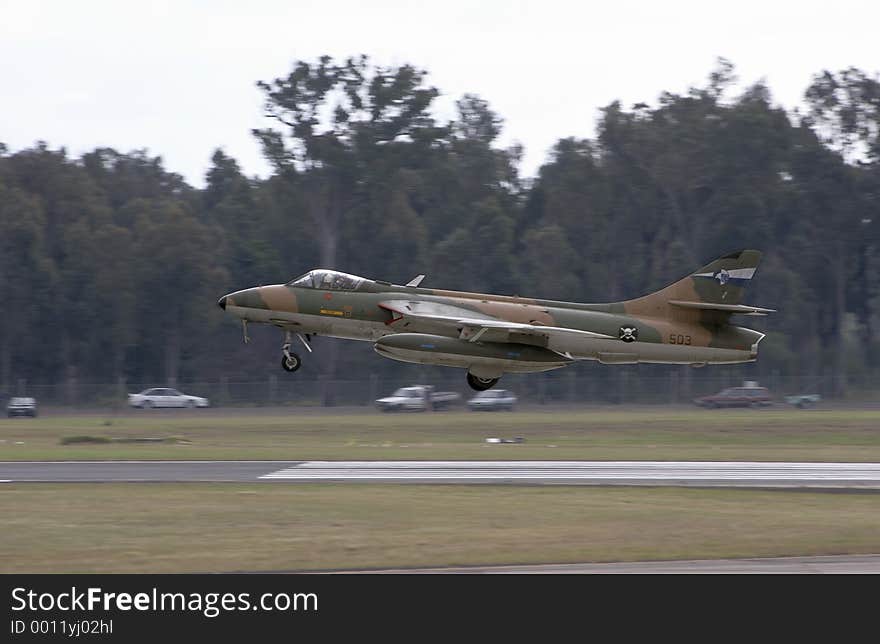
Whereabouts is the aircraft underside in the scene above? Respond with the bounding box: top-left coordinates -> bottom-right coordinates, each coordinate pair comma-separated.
227,305 -> 758,391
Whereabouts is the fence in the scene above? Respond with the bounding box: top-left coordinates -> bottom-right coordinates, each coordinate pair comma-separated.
4,369 -> 871,409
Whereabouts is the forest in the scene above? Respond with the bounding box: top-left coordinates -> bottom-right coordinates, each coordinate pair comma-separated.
2,57 -> 879,402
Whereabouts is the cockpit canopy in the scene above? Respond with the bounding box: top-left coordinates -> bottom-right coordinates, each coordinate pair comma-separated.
287,269 -> 365,291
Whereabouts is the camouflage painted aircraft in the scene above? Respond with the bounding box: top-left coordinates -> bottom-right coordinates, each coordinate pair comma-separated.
218,250 -> 773,390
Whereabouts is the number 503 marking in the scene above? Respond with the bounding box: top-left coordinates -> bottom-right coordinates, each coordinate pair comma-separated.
669,334 -> 692,345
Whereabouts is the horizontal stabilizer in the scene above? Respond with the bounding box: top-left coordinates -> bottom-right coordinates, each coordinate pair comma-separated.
668,300 -> 776,316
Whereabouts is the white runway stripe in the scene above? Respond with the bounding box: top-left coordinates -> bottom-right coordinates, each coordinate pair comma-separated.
259,461 -> 880,486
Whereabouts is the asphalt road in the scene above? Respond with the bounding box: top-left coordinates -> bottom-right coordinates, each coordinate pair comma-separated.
2,460 -> 880,488
351,554 -> 880,574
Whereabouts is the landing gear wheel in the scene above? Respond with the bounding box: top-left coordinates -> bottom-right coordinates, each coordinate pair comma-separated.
281,352 -> 301,372
467,373 -> 499,391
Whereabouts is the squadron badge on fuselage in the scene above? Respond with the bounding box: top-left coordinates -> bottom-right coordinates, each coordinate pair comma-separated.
619,326 -> 638,343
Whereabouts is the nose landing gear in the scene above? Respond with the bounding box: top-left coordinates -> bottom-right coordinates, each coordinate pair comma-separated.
281,329 -> 311,372
281,346 -> 301,372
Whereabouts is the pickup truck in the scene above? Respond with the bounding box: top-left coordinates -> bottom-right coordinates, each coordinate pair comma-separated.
375,385 -> 461,412
784,394 -> 821,409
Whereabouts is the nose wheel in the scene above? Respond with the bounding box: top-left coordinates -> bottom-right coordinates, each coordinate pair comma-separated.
467,373 -> 499,391
281,343 -> 302,372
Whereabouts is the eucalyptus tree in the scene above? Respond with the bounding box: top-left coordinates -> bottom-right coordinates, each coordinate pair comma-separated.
253,54 -> 444,270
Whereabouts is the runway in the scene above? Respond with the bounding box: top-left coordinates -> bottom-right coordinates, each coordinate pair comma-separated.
351,554 -> 880,574
2,460 -> 880,488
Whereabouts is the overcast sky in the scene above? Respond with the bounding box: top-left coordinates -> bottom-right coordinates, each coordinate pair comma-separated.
2,0 -> 878,187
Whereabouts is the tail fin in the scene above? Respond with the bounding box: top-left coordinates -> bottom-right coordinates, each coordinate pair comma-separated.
623,250 -> 772,319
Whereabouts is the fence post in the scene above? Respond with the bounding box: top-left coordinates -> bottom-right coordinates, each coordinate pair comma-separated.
269,374 -> 277,405
320,375 -> 336,407
116,376 -> 126,412
681,367 -> 692,403
220,376 -> 229,405
65,369 -> 78,408
369,373 -> 378,406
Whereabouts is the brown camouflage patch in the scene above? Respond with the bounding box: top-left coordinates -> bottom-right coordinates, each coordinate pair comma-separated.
259,286 -> 299,313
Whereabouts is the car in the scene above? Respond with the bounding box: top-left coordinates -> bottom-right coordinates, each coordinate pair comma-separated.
694,386 -> 773,409
7,397 -> 37,418
128,388 -> 209,409
375,385 -> 461,412
467,389 -> 517,411
784,394 -> 821,409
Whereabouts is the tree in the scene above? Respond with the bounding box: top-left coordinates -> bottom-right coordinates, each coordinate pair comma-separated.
0,180 -> 51,389
253,54 -> 444,269
130,198 -> 227,385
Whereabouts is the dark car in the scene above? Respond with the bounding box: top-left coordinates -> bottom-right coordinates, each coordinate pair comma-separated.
694,386 -> 773,409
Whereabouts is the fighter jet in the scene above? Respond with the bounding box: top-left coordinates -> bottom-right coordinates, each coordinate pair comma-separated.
217,250 -> 772,390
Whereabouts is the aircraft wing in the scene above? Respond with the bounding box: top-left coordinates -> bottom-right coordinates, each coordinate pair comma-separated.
379,300 -> 614,344
668,300 -> 776,316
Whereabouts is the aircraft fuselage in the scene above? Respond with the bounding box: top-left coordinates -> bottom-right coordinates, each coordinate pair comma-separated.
220,278 -> 762,371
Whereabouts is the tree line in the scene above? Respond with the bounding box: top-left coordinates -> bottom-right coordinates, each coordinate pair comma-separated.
1,57 -> 879,395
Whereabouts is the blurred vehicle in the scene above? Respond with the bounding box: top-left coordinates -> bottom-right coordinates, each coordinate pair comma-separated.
375,385 -> 460,412
467,389 -> 517,411
7,397 -> 37,418
694,386 -> 773,409
784,393 -> 821,409
128,388 -> 209,409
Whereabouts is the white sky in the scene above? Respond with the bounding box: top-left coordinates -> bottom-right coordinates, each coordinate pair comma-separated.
2,0 -> 878,187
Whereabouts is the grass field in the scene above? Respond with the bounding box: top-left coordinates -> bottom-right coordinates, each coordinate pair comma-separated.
4,407 -> 879,572
2,484 -> 879,573
2,407 -> 880,461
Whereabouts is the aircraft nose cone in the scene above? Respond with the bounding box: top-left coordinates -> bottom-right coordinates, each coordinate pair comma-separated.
218,296 -> 227,310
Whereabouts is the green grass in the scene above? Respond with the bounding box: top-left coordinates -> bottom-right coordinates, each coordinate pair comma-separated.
2,484 -> 879,573
2,407 -> 880,461
4,408 -> 879,573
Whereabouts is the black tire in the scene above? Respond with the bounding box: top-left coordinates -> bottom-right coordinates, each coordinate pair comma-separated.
467,373 -> 499,391
281,352 -> 301,372
187,400 -> 196,409
143,400 -> 153,409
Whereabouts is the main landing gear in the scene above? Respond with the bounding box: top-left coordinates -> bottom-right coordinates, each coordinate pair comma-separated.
281,329 -> 311,373
467,373 -> 499,391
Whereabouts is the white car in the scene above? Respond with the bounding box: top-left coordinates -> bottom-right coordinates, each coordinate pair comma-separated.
7,397 -> 37,418
128,388 -> 209,409
467,389 -> 517,411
